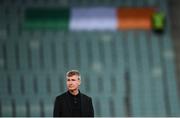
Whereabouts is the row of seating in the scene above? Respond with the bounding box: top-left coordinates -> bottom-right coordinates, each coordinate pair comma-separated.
0,31 -> 130,71
0,72 -> 125,97
0,95 -> 126,116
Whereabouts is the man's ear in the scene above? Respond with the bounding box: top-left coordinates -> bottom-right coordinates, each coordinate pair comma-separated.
78,79 -> 81,86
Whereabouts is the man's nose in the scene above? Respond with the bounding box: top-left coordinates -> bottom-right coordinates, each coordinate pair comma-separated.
69,80 -> 73,84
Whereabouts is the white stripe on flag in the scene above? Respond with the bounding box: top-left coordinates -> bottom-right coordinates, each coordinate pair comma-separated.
69,7 -> 117,31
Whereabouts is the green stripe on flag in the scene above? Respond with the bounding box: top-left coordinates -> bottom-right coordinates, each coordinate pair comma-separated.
24,8 -> 70,29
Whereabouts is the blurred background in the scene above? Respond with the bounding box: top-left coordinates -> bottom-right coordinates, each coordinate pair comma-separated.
0,0 -> 180,117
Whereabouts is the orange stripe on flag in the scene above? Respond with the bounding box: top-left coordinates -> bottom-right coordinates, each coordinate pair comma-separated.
117,8 -> 156,30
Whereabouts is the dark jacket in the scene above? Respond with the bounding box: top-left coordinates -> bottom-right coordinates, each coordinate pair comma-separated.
53,91 -> 94,117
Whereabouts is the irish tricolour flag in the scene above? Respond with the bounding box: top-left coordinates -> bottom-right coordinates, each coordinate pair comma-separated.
25,7 -> 155,30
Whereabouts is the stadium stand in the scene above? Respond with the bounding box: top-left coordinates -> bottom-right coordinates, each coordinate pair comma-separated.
0,0 -> 180,117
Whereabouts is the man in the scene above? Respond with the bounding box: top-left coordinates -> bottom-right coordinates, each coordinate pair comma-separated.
53,70 -> 94,117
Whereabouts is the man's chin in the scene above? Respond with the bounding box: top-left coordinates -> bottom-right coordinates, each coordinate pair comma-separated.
68,89 -> 75,91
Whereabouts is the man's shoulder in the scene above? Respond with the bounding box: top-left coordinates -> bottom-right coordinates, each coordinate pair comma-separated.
56,91 -> 67,99
80,92 -> 92,100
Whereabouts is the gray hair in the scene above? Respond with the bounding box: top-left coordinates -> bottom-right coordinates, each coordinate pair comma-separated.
66,70 -> 81,80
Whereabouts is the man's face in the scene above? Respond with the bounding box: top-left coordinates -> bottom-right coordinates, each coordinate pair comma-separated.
66,75 -> 81,91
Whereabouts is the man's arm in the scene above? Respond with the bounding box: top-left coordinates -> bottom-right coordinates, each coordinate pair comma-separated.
53,97 -> 61,117
89,97 -> 94,117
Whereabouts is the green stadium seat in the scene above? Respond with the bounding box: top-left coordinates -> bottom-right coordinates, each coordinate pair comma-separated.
150,32 -> 167,116
1,99 -> 13,117
14,98 -> 27,116
162,34 -> 180,116
138,31 -> 155,116
126,31 -> 143,116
